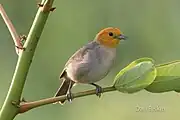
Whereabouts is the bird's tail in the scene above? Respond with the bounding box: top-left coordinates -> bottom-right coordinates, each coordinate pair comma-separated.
54,78 -> 74,104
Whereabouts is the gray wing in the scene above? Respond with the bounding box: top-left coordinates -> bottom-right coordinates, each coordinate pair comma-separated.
59,41 -> 99,78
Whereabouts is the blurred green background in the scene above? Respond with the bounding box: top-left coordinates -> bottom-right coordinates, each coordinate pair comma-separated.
1,0 -> 180,120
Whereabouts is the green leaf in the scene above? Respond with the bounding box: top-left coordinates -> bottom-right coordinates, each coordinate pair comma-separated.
114,58 -> 157,93
145,60 -> 180,93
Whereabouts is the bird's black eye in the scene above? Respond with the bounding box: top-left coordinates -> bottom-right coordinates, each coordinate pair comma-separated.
108,32 -> 113,36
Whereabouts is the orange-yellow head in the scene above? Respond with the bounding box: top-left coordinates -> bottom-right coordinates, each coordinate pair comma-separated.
95,27 -> 126,48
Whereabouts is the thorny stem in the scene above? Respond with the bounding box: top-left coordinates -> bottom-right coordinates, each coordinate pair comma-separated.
0,4 -> 23,54
0,0 -> 55,120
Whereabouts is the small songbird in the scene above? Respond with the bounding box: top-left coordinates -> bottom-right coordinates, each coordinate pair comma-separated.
54,27 -> 126,104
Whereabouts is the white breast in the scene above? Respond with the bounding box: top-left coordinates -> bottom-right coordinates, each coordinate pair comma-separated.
66,44 -> 116,83
87,45 -> 116,83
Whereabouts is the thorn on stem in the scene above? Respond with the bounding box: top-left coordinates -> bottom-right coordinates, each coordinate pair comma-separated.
15,46 -> 25,51
21,97 -> 27,102
20,34 -> 26,45
20,34 -> 27,41
50,7 -> 56,11
37,3 -> 44,7
12,101 -> 20,108
37,2 -> 56,12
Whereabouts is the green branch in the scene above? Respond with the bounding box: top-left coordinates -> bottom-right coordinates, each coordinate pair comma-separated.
0,0 -> 54,120
19,86 -> 116,113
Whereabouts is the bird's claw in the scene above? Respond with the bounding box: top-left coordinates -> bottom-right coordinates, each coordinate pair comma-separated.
95,86 -> 103,98
66,92 -> 73,102
91,83 -> 103,98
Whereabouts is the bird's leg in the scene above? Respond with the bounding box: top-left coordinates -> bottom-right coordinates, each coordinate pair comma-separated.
66,81 -> 73,102
90,83 -> 103,97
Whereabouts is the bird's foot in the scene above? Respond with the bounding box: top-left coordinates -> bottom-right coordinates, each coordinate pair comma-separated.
91,83 -> 103,98
66,91 -> 73,102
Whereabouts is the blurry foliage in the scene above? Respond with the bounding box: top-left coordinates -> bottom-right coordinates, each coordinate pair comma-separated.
1,0 -> 180,120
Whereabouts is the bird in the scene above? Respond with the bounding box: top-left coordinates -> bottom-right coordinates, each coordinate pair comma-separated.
54,27 -> 126,104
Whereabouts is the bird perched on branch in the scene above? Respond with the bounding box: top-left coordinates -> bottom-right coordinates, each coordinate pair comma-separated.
54,27 -> 126,104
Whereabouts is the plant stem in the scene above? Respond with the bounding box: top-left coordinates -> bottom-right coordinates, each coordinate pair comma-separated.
0,0 -> 54,120
19,86 -> 116,113
0,4 -> 23,54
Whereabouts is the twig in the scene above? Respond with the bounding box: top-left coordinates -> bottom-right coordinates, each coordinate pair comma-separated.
0,4 -> 23,54
19,86 -> 116,113
0,0 -> 55,120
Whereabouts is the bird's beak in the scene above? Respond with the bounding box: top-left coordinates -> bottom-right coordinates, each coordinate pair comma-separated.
116,34 -> 127,40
